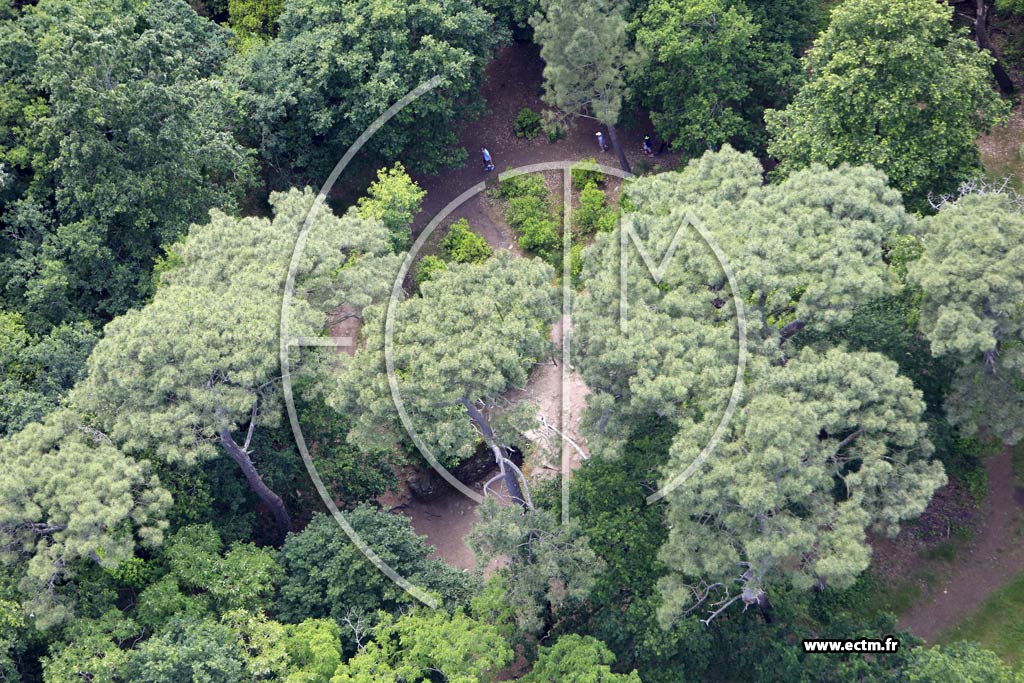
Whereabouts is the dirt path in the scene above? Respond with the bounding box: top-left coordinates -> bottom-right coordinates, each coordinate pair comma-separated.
408,41 -> 679,237
897,447 -> 1024,641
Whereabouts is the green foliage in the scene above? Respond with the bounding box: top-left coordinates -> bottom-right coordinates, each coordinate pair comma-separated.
631,0 -> 821,155
0,410 -> 170,627
571,158 -> 604,191
222,610 -> 345,682
531,0 -> 639,132
333,609 -> 513,683
500,173 -> 562,264
289,391 -> 401,508
480,0 -> 540,36
228,0 -> 284,44
229,0 -> 499,181
657,347 -> 945,625
356,163 -> 427,252
909,194 -> 1024,444
275,509 -> 478,623
765,0 -> 1010,208
0,0 -> 256,330
521,634 -> 641,682
576,146 -> 911,458
514,107 -> 543,140
573,182 -> 617,235
632,0 -> 758,154
907,641 -> 1021,682
74,189 -> 402,536
416,254 -> 448,285
500,172 -> 548,200
334,254 -> 556,468
574,148 -> 945,627
122,617 -> 246,683
440,219 -> 493,264
164,525 -> 281,615
0,313 -> 97,436
469,499 -> 602,637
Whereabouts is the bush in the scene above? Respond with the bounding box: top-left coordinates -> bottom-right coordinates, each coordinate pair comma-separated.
517,216 -> 561,259
571,157 -> 604,190
440,218 -> 492,264
514,107 -> 542,140
500,172 -> 562,265
416,255 -> 448,285
569,242 -> 584,283
500,172 -> 548,200
574,182 -> 617,235
543,119 -> 567,142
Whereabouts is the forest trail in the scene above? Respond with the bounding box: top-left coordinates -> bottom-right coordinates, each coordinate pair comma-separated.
898,447 -> 1024,641
391,41 -> 650,570
407,41 -> 678,241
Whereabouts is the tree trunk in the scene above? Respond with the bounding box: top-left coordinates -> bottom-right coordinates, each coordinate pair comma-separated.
975,0 -> 1016,93
219,426 -> 292,542
778,319 -> 806,345
459,397 -> 529,509
606,124 -> 632,175
756,591 -> 775,624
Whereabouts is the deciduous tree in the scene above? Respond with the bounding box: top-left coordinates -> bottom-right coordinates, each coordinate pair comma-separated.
0,0 -> 255,328
521,633 -> 641,682
229,0 -> 498,183
765,0 -> 1008,207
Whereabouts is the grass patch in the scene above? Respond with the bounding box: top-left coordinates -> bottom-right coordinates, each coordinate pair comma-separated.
921,541 -> 959,563
939,571 -> 1024,668
812,571 -> 923,622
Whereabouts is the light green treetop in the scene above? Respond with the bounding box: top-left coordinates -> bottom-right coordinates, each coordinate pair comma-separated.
909,193 -> 1024,444
73,188 -> 402,537
575,147 -> 911,456
330,609 -> 513,683
0,409 -> 170,627
334,253 -> 557,468
520,633 -> 641,682
657,347 -> 944,625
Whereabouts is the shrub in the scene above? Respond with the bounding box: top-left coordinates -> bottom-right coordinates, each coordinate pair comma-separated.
500,172 -> 548,200
500,172 -> 562,265
506,195 -> 549,227
543,118 -> 567,142
416,255 -> 447,285
571,157 -> 604,190
517,216 -> 561,259
440,218 -> 492,264
569,242 -> 584,283
574,182 -> 617,235
513,107 -> 542,140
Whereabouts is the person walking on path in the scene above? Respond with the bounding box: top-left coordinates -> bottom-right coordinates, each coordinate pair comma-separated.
642,135 -> 654,157
481,147 -> 494,171
595,131 -> 608,153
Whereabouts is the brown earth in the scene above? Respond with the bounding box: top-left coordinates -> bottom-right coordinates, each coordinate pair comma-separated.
885,447 -> 1024,641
